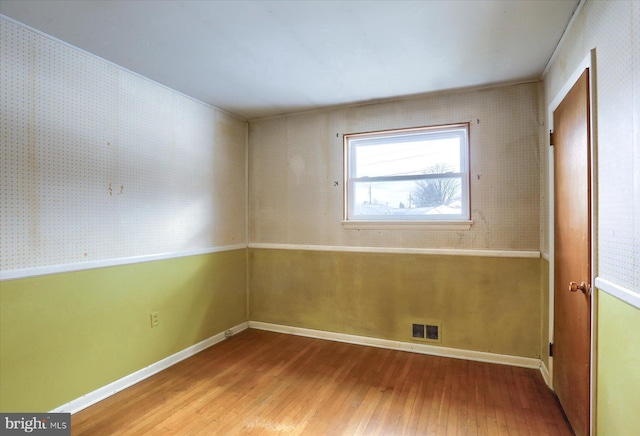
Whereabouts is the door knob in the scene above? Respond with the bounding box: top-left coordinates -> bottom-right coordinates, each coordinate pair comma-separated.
569,281 -> 591,295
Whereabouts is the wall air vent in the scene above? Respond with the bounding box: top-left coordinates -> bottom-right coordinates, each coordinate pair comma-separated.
411,322 -> 442,343
426,324 -> 439,341
412,323 -> 425,339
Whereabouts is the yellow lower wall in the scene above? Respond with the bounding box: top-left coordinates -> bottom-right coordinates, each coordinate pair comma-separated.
0,250 -> 247,412
249,249 -> 541,358
596,291 -> 640,435
2,247 -> 552,412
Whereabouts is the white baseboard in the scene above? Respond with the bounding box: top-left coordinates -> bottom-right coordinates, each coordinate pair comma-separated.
50,322 -> 249,414
249,321 -> 542,369
540,360 -> 551,388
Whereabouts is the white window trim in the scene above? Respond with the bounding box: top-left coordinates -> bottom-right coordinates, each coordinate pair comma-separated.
341,220 -> 473,231
343,123 -> 471,228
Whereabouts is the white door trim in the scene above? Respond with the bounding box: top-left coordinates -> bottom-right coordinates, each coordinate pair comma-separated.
547,48 -> 597,436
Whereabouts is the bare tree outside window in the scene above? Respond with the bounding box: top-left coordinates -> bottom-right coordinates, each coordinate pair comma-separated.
412,163 -> 460,208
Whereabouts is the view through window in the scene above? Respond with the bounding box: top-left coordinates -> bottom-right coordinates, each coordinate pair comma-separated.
344,123 -> 470,221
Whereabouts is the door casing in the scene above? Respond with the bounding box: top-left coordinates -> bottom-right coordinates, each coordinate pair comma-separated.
546,49 -> 597,435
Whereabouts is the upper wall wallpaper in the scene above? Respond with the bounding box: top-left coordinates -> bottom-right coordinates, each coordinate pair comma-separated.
249,82 -> 543,251
0,18 -> 248,272
543,0 -> 639,294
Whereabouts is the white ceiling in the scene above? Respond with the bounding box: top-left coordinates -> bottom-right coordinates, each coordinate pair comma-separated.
0,0 -> 579,120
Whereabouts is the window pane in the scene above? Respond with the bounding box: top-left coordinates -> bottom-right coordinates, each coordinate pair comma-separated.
352,137 -> 460,178
353,178 -> 463,217
345,123 -> 470,222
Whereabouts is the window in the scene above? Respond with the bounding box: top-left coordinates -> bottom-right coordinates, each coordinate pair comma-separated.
344,123 -> 470,224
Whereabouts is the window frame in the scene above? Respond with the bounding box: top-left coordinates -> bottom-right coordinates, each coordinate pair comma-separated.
343,123 -> 471,228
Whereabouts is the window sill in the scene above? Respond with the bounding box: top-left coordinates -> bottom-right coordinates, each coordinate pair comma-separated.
341,220 -> 473,231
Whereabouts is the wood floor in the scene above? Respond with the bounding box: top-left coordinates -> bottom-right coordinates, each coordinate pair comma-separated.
72,329 -> 573,435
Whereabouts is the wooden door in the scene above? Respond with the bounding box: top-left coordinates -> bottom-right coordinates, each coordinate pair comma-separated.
552,69 -> 591,436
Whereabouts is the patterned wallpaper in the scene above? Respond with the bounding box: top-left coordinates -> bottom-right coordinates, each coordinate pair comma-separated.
249,82 -> 542,251
543,0 -> 639,294
0,18 -> 247,272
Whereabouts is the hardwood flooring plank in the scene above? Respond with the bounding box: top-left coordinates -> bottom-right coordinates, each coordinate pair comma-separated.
299,345 -> 369,434
404,354 -> 439,435
71,329 -> 573,435
379,352 -> 420,433
361,350 -> 412,434
395,355 -> 422,433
